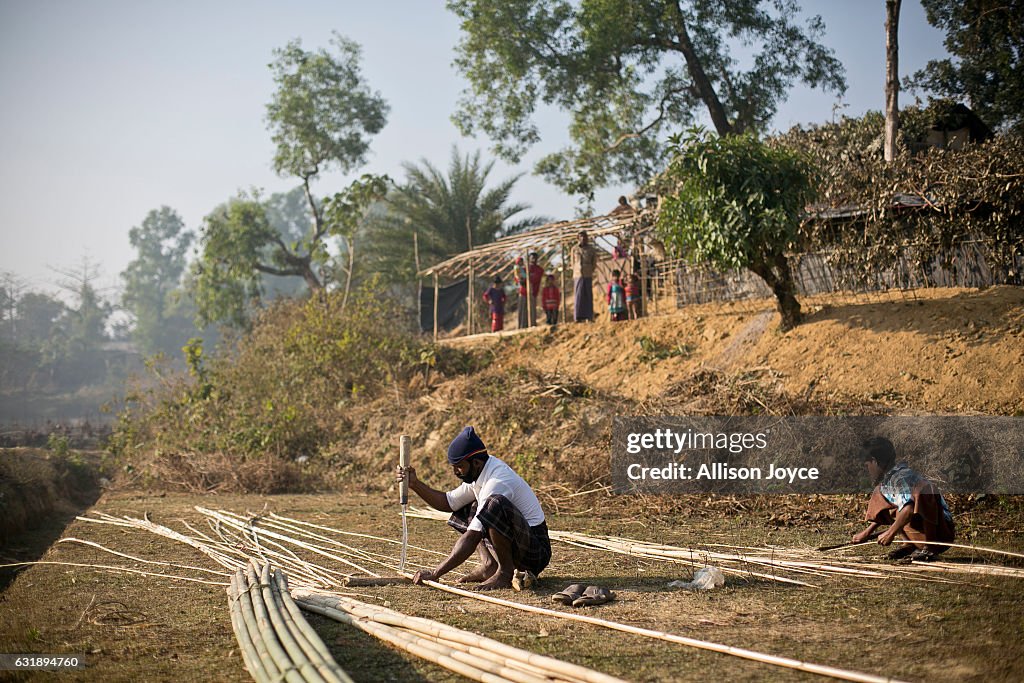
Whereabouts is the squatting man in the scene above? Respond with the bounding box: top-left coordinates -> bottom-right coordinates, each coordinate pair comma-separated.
395,426 -> 551,590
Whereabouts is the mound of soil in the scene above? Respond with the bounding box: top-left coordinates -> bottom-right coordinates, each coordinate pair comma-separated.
448,286 -> 1024,414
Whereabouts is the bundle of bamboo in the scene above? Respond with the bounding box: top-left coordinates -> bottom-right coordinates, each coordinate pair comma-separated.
293,589 -> 626,683
228,561 -> 353,683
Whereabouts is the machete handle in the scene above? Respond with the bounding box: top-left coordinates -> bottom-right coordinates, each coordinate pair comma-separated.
399,435 -> 410,506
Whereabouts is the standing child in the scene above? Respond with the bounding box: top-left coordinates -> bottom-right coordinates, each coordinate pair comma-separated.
626,272 -> 643,320
483,277 -> 507,332
607,270 -> 627,322
541,274 -> 560,325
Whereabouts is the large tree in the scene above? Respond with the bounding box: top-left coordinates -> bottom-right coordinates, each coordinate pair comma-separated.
363,147 -> 546,284
264,31 -> 390,289
448,0 -> 846,197
907,0 -> 1024,134
121,206 -> 195,356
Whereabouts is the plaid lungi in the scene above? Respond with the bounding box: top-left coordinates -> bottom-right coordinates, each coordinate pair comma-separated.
448,494 -> 551,575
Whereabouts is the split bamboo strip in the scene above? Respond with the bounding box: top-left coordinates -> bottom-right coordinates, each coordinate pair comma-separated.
57,538 -> 230,577
295,591 -> 625,683
199,508 -> 380,577
314,593 -> 625,683
888,539 -> 1024,560
559,535 -> 966,586
200,522 -> 334,589
246,514 -> 408,569
268,513 -> 448,558
0,561 -> 229,586
198,508 -> 456,582
554,536 -> 819,587
412,580 -> 904,683
77,513 -> 238,571
405,507 -> 1019,583
229,571 -> 274,683
205,519 -> 337,587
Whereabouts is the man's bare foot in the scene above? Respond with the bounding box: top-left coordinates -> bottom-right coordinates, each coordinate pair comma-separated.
476,574 -> 513,591
458,564 -> 496,583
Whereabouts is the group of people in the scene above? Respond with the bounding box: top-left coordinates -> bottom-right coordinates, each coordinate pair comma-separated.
481,229 -> 652,333
572,230 -> 648,324
396,428 -> 955,593
481,253 -> 562,333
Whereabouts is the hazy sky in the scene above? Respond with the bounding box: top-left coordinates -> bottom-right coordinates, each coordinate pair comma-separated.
0,1 -> 948,296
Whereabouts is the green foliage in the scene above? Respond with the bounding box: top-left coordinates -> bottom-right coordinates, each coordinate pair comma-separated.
266,32 -> 389,181
112,281 -> 434,489
656,128 -> 813,329
636,335 -> 693,365
448,0 -> 846,197
121,206 -> 196,356
362,147 -> 545,286
189,33 -> 390,330
189,192 -> 274,329
46,433 -> 70,457
907,0 -> 1024,134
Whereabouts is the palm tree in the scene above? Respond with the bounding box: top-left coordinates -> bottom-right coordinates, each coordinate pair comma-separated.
363,147 -> 546,284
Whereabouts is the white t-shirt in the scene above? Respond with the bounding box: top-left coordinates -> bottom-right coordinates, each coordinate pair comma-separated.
445,456 -> 546,533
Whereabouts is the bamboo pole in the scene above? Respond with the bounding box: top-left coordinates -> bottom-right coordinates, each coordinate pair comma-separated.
270,569 -> 352,683
324,595 -> 623,683
415,580 -> 903,683
244,564 -> 307,683
257,563 -> 329,683
467,258 -> 474,337
229,570 -> 275,683
560,229 -> 569,325
234,569 -> 283,682
295,591 -> 625,683
433,272 -> 439,342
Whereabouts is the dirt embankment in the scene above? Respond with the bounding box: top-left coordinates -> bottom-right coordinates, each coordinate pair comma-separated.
447,286 -> 1024,414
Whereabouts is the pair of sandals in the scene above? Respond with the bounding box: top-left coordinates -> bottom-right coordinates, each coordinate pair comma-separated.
551,583 -> 615,607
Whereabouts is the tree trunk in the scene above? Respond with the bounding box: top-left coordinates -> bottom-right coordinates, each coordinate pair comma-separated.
884,0 -> 902,163
341,235 -> 355,313
667,2 -> 734,136
750,253 -> 802,332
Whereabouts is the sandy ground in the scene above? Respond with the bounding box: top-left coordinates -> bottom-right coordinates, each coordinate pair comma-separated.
449,286 -> 1024,414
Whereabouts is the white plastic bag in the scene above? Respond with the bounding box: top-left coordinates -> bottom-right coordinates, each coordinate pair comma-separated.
668,566 -> 726,590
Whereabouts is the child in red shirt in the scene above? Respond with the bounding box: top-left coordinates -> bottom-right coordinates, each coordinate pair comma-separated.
626,272 -> 643,320
541,274 -> 560,325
